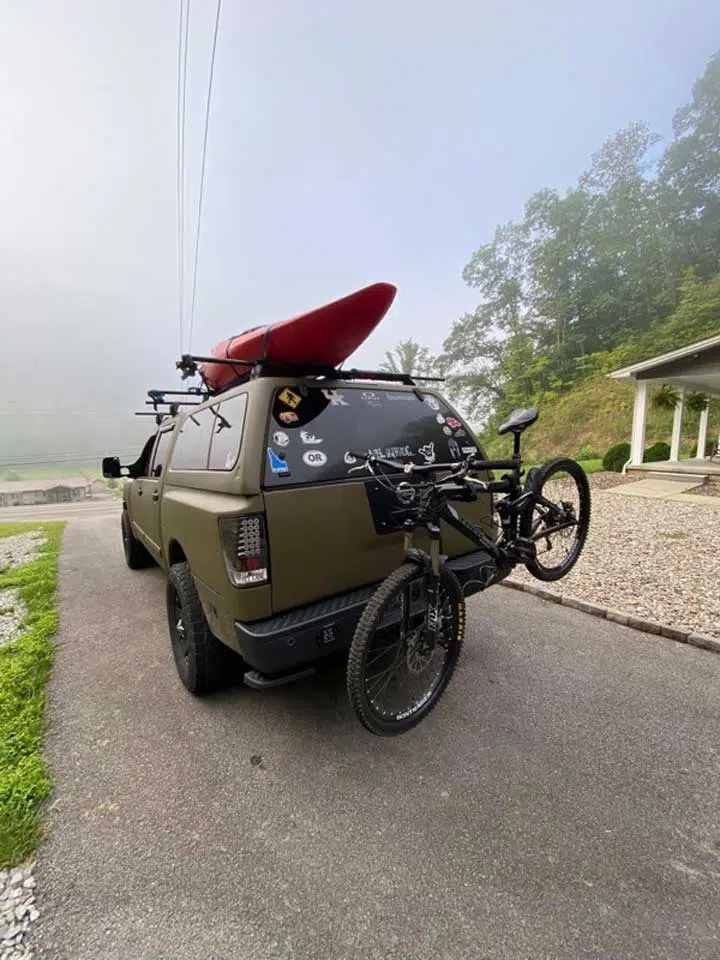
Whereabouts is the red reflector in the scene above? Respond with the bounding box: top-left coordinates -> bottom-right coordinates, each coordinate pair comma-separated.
246,557 -> 261,570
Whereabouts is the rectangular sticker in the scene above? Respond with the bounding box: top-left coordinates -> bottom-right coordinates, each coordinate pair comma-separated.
279,388 -> 301,409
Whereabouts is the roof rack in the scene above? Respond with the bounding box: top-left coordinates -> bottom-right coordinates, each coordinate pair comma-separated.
175,353 -> 444,394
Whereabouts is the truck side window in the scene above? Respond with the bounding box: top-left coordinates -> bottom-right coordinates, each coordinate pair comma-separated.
169,410 -> 215,470
208,394 -> 248,470
150,429 -> 175,478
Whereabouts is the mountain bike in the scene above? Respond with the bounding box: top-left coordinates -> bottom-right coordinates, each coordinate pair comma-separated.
345,406 -> 591,736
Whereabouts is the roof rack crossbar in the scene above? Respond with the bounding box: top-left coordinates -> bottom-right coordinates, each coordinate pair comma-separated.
175,353 -> 445,394
148,388 -> 206,399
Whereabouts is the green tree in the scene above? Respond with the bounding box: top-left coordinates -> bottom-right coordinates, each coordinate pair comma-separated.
441,49 -> 720,425
660,51 -> 720,278
380,338 -> 439,378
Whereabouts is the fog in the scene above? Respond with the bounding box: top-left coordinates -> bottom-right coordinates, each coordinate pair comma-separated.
1,0 -> 717,468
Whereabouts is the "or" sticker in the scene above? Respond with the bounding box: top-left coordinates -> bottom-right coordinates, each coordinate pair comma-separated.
303,449 -> 327,468
272,430 -> 290,447
267,448 -> 289,474
279,388 -> 302,409
278,411 -> 299,424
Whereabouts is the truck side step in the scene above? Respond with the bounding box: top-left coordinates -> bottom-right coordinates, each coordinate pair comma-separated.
243,666 -> 316,690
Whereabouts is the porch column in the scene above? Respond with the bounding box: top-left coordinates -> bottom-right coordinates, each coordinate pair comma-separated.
629,379 -> 648,466
670,388 -> 685,461
696,403 -> 709,459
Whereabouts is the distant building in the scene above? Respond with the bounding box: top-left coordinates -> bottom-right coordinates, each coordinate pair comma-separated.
0,477 -> 92,508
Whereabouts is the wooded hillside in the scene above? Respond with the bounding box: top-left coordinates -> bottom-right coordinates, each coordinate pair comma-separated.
390,50 -> 720,459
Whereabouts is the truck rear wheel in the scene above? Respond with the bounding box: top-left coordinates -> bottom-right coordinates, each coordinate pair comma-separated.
166,561 -> 236,695
121,511 -> 154,570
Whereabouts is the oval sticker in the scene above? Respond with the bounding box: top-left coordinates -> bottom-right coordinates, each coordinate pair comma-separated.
302,450 -> 327,468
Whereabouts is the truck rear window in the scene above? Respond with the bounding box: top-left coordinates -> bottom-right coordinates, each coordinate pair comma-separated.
263,385 -> 479,487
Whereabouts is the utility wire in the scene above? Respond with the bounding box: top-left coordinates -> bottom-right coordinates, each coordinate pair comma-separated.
188,0 -> 223,354
176,0 -> 191,355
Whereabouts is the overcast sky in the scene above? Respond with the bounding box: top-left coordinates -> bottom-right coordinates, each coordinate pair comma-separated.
1,0 -> 718,459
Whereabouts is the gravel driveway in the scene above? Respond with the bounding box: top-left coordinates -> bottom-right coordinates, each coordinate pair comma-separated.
31,514 -> 720,959
508,473 -> 720,639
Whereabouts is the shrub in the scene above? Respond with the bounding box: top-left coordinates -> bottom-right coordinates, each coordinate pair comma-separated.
577,445 -> 600,461
602,441 -> 631,472
643,441 -> 671,463
690,438 -> 716,457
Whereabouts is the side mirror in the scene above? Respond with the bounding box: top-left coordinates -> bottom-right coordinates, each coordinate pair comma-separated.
102,456 -> 122,479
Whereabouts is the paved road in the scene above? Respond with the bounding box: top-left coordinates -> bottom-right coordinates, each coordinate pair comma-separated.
0,500 -> 121,524
36,515 -> 720,959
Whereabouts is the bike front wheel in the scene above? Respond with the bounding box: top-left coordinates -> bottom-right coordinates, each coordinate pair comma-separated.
519,457 -> 591,581
346,562 -> 465,736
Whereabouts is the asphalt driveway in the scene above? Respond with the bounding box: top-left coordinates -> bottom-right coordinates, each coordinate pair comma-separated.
35,514 -> 720,959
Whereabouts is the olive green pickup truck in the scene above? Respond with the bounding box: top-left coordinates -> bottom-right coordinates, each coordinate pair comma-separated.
103,372 -> 499,695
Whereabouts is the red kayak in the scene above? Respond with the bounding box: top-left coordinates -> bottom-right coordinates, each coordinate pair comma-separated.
200,282 -> 397,392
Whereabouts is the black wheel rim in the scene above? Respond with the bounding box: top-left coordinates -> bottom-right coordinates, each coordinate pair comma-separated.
363,575 -> 456,724
169,585 -> 191,679
530,469 -> 584,573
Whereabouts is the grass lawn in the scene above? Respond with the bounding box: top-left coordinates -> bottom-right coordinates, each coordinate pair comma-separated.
0,521 -> 65,867
523,458 -> 604,475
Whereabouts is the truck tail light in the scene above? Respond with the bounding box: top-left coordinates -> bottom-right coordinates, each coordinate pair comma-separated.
219,515 -> 269,587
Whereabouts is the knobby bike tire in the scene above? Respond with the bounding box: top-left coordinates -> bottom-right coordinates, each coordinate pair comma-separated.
346,562 -> 466,736
519,456 -> 591,582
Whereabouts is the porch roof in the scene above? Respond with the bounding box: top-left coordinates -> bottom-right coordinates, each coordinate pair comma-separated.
607,333 -> 720,396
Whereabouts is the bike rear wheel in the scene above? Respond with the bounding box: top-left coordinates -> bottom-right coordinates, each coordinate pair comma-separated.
346,562 -> 465,736
519,457 -> 591,581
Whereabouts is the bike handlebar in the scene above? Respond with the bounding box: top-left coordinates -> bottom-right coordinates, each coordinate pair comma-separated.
347,450 -> 519,480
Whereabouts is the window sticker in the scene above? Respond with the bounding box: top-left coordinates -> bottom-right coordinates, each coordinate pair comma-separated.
278,411 -> 299,425
419,442 -> 435,464
446,417 -> 462,430
267,448 -> 289,474
302,450 -> 328,468
321,389 -> 349,407
272,430 -> 290,447
424,396 -> 440,411
279,388 -> 302,409
300,430 -> 322,444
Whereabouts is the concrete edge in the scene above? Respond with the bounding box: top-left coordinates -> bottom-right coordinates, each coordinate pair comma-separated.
500,579 -> 720,654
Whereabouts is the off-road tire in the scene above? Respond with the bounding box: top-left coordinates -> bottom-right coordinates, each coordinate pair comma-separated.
121,510 -> 154,570
346,562 -> 465,736
519,457 -> 591,582
166,561 -> 236,695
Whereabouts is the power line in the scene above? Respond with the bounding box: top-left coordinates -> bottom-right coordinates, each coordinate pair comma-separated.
176,0 -> 191,355
188,0 -> 223,353
1,453 -> 141,468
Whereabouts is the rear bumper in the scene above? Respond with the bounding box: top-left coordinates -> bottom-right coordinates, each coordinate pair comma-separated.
233,548 -> 506,675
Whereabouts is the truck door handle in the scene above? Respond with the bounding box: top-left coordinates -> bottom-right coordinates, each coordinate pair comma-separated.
152,490 -> 159,503
137,487 -> 143,497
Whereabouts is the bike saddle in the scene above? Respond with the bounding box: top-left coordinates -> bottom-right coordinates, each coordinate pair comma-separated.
497,407 -> 539,436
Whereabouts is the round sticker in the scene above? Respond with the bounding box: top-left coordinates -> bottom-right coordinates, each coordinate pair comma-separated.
272,430 -> 290,447
443,426 -> 452,436
302,450 -> 328,468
